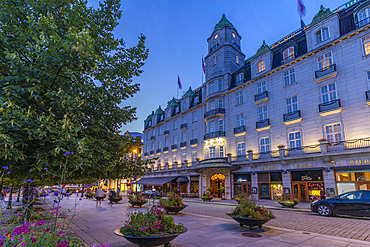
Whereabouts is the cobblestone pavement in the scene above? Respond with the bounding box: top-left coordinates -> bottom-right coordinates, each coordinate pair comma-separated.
182,201 -> 370,242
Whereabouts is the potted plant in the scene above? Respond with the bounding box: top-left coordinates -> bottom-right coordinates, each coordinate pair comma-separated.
234,193 -> 249,204
227,197 -> 275,230
160,192 -> 187,214
277,145 -> 285,148
116,205 -> 187,246
128,193 -> 147,208
277,193 -> 299,208
219,186 -> 226,200
109,193 -> 123,204
200,188 -> 213,202
85,190 -> 94,199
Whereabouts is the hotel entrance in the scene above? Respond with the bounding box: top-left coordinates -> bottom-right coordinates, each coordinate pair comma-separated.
210,173 -> 225,198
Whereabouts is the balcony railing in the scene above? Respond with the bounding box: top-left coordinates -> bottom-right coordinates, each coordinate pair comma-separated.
163,146 -> 169,152
180,123 -> 187,130
204,131 -> 226,140
171,144 -> 177,150
327,137 -> 370,152
190,139 -> 198,145
319,99 -> 341,113
150,136 -> 155,141
366,91 -> 370,103
204,108 -> 225,119
254,91 -> 268,103
234,125 -> 246,135
156,149 -> 161,154
149,150 -> 154,155
164,130 -> 169,136
315,64 -> 336,79
283,110 -> 301,122
256,119 -> 270,130
180,142 -> 187,148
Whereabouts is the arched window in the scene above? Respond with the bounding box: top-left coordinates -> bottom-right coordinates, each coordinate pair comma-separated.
283,47 -> 295,62
257,60 -> 265,73
358,7 -> 370,27
236,73 -> 244,85
316,27 -> 329,44
236,54 -> 239,64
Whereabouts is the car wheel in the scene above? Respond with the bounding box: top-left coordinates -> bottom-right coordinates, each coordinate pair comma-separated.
317,204 -> 332,216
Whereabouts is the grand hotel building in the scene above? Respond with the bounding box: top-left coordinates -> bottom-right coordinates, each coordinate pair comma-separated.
140,0 -> 370,202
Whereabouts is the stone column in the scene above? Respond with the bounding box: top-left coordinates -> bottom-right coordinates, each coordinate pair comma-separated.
251,173 -> 258,200
319,140 -> 328,153
282,171 -> 292,193
199,174 -> 202,197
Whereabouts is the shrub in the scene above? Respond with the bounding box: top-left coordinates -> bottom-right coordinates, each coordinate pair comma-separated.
227,197 -> 274,219
160,194 -> 185,207
277,193 -> 299,204
128,193 -> 147,203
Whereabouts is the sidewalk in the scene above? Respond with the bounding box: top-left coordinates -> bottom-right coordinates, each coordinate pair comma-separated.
182,197 -> 311,212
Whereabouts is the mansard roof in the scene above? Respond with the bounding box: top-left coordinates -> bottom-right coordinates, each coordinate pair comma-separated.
311,5 -> 333,26
145,111 -> 154,121
214,14 -> 234,30
254,40 -> 271,58
166,97 -> 179,108
183,87 -> 195,98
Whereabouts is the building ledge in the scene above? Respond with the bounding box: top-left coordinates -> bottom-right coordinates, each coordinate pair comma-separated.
256,125 -> 271,131
316,71 -> 337,83
234,131 -> 246,137
284,118 -> 302,125
319,108 -> 342,116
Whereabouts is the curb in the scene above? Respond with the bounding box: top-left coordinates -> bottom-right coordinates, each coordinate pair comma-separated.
182,199 -> 311,213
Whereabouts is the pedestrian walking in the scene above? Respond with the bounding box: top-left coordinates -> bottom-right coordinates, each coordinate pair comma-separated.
95,188 -> 104,207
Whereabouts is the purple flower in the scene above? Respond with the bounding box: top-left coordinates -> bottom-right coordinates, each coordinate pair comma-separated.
2,166 -> 8,170
54,192 -> 59,196
66,193 -> 69,197
6,189 -> 9,192
53,200 -> 58,203
79,198 -> 82,201
44,167 -> 48,170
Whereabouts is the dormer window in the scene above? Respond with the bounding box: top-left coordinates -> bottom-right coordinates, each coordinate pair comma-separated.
316,27 -> 329,44
283,47 -> 295,63
236,55 -> 239,64
358,7 -> 370,27
183,100 -> 187,110
166,110 -> 171,119
236,73 -> 244,85
257,60 -> 265,73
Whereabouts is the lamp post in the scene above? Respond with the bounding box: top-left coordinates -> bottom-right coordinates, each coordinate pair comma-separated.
133,149 -> 138,193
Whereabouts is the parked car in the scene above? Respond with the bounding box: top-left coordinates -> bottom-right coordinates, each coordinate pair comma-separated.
311,190 -> 370,217
142,190 -> 160,198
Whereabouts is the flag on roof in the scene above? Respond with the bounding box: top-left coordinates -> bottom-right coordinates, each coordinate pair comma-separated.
298,0 -> 306,18
178,75 -> 182,90
202,56 -> 205,73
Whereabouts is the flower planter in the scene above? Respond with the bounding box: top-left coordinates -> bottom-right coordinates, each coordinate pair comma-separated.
129,201 -> 147,208
278,201 -> 299,208
228,215 -> 275,230
164,205 -> 187,214
201,197 -> 213,202
109,198 -> 123,204
114,227 -> 188,247
85,195 -> 93,199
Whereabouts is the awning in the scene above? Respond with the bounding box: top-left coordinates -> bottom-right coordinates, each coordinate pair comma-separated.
192,158 -> 239,172
176,176 -> 189,183
134,176 -> 178,186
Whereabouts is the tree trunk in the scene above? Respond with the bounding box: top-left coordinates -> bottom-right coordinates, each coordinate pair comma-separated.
22,182 -> 34,221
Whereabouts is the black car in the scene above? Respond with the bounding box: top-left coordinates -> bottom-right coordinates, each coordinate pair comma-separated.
311,190 -> 370,217
142,190 -> 161,198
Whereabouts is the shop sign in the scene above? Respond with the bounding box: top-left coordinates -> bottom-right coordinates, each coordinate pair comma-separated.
301,175 -> 312,181
349,159 -> 370,165
234,174 -> 251,183
260,165 -> 277,171
296,163 -> 313,169
357,176 -> 370,181
237,178 -> 248,182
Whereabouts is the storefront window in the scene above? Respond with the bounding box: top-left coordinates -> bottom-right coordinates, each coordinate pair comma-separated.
190,181 -> 199,193
257,172 -> 282,200
291,170 -> 323,182
233,174 -> 251,196
270,172 -> 282,181
336,169 -> 370,194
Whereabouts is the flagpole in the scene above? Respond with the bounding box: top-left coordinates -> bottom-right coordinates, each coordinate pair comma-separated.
177,74 -> 179,99
202,56 -> 204,85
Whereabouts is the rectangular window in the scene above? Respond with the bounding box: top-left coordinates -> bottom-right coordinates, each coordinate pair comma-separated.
257,81 -> 267,94
192,111 -> 197,122
258,105 -> 268,121
208,81 -> 215,95
288,131 -> 302,150
146,133 -> 149,141
236,91 -> 243,105
173,135 -> 177,145
173,119 -> 177,129
236,113 -> 244,127
325,123 -> 342,143
316,27 -> 330,44
218,80 -> 223,91
213,55 -> 216,65
236,55 -> 239,64
209,121 -> 216,132
182,132 -> 186,142
182,116 -> 186,124
260,137 -> 270,153
159,126 -> 162,135
237,142 -> 246,156
192,129 -> 197,139
219,146 -> 224,158
158,140 -> 161,148
286,96 -> 298,113
165,138 -> 168,147
145,145 -> 148,153
151,142 -> 154,151
165,124 -> 169,131
284,68 -> 296,87
208,101 -> 215,111
257,61 -> 265,73
209,147 -> 216,158
321,83 -> 337,103
152,129 -> 155,136
218,119 -> 223,131
236,73 -> 244,85
192,151 -> 197,162
166,110 -> 171,119
362,35 -> 370,56
318,52 -> 333,70
182,153 -> 186,162
218,99 -> 223,108
165,157 -> 168,164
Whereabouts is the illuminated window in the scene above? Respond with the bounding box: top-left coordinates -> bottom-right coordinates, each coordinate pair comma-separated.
257,60 -> 265,73
236,54 -> 239,64
237,142 -> 246,156
288,131 -> 302,150
236,91 -> 243,105
286,95 -> 298,113
321,83 -> 337,103
325,123 -> 342,143
192,151 -> 197,162
283,47 -> 295,62
284,68 -> 296,87
219,146 -> 224,158
209,146 -> 216,158
236,113 -> 244,127
257,81 -> 267,94
260,137 -> 270,153
316,27 -> 330,44
358,7 -> 370,27
318,52 -> 333,71
258,105 -> 268,121
362,35 -> 370,56
236,73 -> 244,85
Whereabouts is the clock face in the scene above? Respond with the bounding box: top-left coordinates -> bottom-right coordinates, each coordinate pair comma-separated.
232,32 -> 236,38
214,33 -> 219,39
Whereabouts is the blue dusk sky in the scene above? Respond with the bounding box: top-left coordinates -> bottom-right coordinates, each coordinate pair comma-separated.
89,0 -> 348,133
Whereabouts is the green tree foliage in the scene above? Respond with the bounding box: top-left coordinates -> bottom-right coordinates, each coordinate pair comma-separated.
0,0 -> 152,184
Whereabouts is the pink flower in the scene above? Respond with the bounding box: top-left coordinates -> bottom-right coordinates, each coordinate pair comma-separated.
20,243 -> 25,246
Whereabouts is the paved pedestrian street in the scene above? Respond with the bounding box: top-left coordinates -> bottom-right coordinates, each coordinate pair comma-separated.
57,196 -> 370,246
